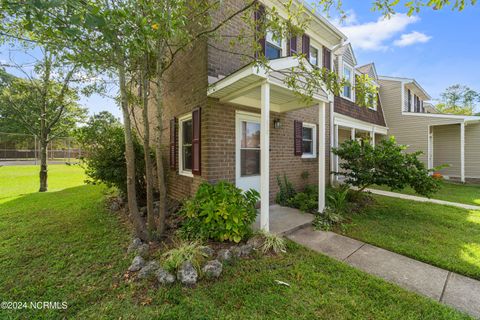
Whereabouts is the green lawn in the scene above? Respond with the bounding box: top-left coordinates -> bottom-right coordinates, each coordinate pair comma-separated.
370,181 -> 480,206
341,195 -> 480,280
0,165 -> 471,319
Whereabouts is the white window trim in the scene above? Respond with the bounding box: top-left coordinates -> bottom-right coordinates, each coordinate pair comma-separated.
301,122 -> 317,159
367,92 -> 378,111
341,62 -> 355,102
309,45 -> 319,67
266,30 -> 286,58
178,113 -> 193,178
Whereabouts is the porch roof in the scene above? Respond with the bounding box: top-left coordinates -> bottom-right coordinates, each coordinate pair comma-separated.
207,57 -> 332,113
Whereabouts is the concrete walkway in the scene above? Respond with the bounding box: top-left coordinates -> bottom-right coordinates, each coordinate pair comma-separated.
366,188 -> 480,211
253,205 -> 314,235
288,225 -> 480,318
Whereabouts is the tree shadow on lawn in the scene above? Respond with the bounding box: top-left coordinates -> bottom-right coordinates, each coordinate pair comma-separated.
0,185 -> 132,318
343,196 -> 480,281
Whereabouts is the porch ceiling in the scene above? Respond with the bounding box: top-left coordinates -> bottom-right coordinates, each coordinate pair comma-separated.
207,57 -> 332,113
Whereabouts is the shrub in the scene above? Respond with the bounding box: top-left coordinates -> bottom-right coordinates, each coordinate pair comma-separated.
313,208 -> 345,231
326,185 -> 349,214
75,112 -> 148,201
332,136 -> 441,197
287,184 -> 318,213
179,181 -> 259,243
259,230 -> 286,254
162,241 -> 208,272
275,174 -> 296,206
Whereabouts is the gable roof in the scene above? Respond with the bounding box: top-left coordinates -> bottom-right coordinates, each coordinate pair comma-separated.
378,75 -> 432,100
333,43 -> 357,66
356,63 -> 378,80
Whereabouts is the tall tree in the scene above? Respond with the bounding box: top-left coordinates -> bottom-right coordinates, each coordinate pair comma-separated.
0,52 -> 86,191
436,84 -> 479,115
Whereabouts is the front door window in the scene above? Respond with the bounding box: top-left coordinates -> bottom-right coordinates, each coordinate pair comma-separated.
240,121 -> 260,176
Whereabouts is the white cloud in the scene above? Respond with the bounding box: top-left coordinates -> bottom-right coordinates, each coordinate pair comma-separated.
393,31 -> 432,47
337,13 -> 422,51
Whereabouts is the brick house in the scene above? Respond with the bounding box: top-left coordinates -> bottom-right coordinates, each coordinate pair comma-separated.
154,0 -> 388,231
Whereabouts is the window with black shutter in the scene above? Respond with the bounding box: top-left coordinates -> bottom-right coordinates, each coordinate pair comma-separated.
192,108 -> 201,176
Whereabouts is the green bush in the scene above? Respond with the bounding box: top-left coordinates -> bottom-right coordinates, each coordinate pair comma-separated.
75,112 -> 148,202
275,174 -> 296,206
332,136 -> 441,197
287,184 -> 318,213
313,208 -> 345,231
179,181 -> 260,243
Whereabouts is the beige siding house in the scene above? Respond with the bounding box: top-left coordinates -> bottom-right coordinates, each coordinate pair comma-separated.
379,76 -> 480,182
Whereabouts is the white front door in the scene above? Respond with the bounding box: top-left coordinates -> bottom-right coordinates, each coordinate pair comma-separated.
236,112 -> 261,192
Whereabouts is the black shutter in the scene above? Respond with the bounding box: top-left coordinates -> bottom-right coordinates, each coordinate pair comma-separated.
407,89 -> 412,112
294,120 -> 303,156
323,47 -> 331,70
254,4 -> 266,58
169,118 -> 177,170
192,108 -> 201,176
302,34 -> 310,59
289,36 -> 297,56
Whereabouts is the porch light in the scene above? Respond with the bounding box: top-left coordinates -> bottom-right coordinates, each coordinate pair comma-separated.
273,118 -> 281,129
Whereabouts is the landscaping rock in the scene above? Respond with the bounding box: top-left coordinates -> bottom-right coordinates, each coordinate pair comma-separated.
200,246 -> 215,258
177,261 -> 198,286
234,244 -> 253,257
202,260 -> 223,279
156,268 -> 176,285
137,243 -> 150,257
247,236 -> 264,249
137,260 -> 160,279
127,238 -> 143,253
128,256 -> 145,272
217,249 -> 232,262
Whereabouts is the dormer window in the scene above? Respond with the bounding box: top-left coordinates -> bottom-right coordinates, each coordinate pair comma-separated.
266,30 -> 282,59
342,63 -> 354,100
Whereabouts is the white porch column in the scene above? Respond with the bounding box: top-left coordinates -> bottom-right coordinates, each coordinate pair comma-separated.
460,122 -> 465,183
334,124 -> 339,179
371,127 -> 376,146
318,102 -> 326,213
260,82 -> 270,231
351,128 -> 356,140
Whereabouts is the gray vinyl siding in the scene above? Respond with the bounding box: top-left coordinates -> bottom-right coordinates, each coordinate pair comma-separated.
465,123 -> 480,178
433,124 -> 461,177
342,49 -> 355,67
378,79 -> 463,177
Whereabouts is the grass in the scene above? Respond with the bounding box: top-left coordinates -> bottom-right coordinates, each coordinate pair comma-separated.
341,195 -> 480,280
0,165 -> 472,319
370,181 -> 480,206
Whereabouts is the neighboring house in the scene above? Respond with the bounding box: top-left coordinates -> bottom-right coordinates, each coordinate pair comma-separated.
156,0 -> 349,231
379,76 -> 480,183
331,44 -> 388,181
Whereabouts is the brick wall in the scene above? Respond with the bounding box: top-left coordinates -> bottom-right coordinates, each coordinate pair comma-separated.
203,98 -> 331,202
149,38 -> 209,201
207,0 -> 256,79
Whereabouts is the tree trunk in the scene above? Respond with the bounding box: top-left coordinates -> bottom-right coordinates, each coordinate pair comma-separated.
39,138 -> 48,192
141,67 -> 156,240
118,62 -> 148,241
155,60 -> 167,237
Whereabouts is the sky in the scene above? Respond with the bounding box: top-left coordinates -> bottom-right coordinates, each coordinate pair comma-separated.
1,2 -> 479,117
325,1 -> 480,103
